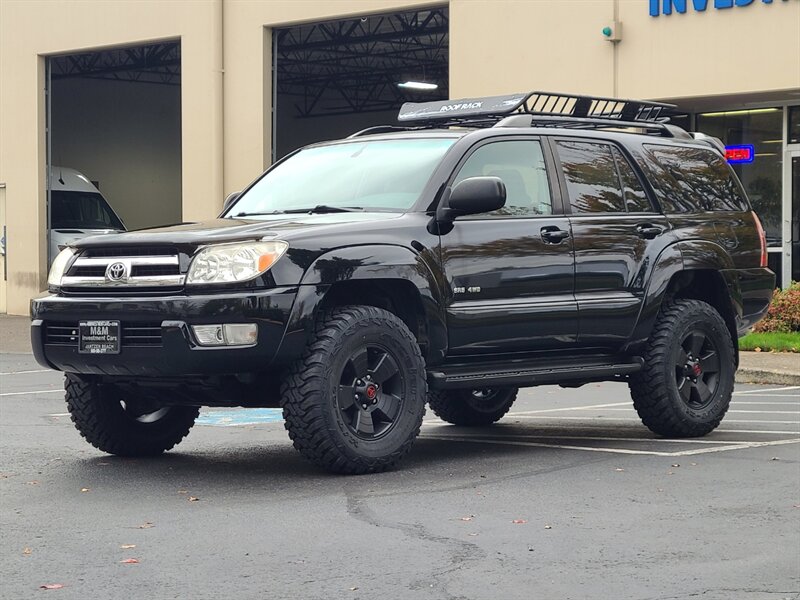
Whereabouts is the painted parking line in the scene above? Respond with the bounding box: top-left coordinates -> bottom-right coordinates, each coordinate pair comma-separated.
0,369 -> 53,376
492,415 -> 800,425
571,407 -> 800,415
0,389 -> 62,397
419,434 -> 800,457
734,386 -> 800,395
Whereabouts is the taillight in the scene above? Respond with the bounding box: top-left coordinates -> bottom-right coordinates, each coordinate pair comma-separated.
751,211 -> 768,268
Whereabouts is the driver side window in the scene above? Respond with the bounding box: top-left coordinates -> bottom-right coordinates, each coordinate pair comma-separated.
452,140 -> 553,217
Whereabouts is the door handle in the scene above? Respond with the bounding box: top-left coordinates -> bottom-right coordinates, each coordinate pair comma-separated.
540,227 -> 570,244
636,224 -> 664,240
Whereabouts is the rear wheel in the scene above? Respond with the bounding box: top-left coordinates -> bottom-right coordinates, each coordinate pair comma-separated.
280,306 -> 427,474
428,387 -> 518,426
65,374 -> 198,456
629,299 -> 735,437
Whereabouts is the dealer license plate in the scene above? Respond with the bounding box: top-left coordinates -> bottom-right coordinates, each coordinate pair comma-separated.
78,320 -> 121,354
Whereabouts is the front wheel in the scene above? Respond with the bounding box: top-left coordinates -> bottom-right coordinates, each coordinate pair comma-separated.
629,299 -> 735,437
280,306 -> 427,474
65,375 -> 199,456
428,388 -> 518,426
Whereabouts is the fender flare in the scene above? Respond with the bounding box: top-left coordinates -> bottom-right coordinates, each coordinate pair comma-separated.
628,240 -> 740,348
276,244 -> 448,365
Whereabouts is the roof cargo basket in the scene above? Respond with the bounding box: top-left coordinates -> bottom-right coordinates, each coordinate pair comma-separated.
394,91 -> 679,136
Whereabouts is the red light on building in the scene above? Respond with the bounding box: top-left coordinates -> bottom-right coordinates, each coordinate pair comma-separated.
725,145 -> 754,164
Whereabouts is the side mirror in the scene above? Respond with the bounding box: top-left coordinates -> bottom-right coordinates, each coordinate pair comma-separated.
448,177 -> 506,215
223,191 -> 241,212
431,177 -> 506,234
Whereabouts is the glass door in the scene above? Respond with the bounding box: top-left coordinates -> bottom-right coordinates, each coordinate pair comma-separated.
785,150 -> 799,285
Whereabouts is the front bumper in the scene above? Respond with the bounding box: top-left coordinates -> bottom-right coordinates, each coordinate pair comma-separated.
31,287 -> 299,376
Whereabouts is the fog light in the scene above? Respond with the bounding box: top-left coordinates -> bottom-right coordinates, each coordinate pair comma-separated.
192,325 -> 225,346
223,324 -> 258,346
192,324 -> 258,347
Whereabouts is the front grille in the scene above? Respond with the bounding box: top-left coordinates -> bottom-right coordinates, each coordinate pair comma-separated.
62,247 -> 183,289
44,321 -> 163,347
131,264 -> 180,277
71,266 -> 106,277
82,246 -> 176,258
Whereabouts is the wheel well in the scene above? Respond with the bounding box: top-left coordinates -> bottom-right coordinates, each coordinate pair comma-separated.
319,279 -> 429,358
665,269 -> 739,366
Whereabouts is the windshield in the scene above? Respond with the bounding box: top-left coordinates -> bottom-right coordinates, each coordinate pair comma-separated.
50,191 -> 125,230
227,138 -> 455,216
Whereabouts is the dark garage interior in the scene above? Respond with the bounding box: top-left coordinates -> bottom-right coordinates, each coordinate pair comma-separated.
48,42 -> 182,233
273,6 -> 449,159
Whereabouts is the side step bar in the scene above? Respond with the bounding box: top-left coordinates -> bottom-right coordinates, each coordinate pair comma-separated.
427,356 -> 644,390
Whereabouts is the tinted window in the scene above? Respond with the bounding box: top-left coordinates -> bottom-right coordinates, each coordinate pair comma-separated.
643,145 -> 749,213
453,140 -> 552,217
612,147 -> 651,212
50,191 -> 124,230
556,141 -> 625,213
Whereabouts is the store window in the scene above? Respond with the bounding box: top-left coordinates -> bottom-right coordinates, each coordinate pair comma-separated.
696,108 -> 783,247
789,106 -> 800,145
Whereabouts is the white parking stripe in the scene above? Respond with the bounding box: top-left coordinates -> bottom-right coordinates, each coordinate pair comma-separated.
734,386 -> 800,395
498,415 -> 800,425
550,407 -> 800,415
505,402 -> 632,415
0,389 -> 62,397
422,432 -> 793,445
733,401 -> 800,405
0,369 -> 53,375
716,429 -> 800,434
420,435 -> 800,457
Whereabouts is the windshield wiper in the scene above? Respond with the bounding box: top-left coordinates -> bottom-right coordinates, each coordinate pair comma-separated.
281,205 -> 364,214
231,210 -> 282,218
231,205 -> 363,218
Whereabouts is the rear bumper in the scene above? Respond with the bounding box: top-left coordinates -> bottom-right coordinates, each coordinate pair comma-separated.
734,267 -> 776,336
30,287 -> 299,376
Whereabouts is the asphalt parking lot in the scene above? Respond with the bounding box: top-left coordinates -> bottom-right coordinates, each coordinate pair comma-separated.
1,352 -> 799,600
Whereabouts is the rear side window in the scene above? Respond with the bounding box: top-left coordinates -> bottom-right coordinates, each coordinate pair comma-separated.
612,147 -> 652,213
555,140 -> 654,214
556,140 -> 625,213
642,145 -> 749,213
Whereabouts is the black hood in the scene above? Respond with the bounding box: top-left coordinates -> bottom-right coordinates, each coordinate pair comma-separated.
72,212 -> 405,248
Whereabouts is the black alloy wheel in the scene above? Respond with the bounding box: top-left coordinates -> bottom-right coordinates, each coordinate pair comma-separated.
629,298 -> 735,438
281,305 -> 427,474
337,344 -> 405,440
674,329 -> 721,410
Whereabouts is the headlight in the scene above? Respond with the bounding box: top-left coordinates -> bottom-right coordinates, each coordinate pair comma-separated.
186,241 -> 288,285
48,247 -> 76,287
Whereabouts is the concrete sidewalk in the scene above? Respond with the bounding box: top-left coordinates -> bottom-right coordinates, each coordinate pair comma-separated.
1,314 -> 797,384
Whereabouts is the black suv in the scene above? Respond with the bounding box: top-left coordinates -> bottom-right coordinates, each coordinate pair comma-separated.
32,92 -> 775,474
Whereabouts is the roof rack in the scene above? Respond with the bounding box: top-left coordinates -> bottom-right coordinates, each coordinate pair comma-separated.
392,91 -> 679,136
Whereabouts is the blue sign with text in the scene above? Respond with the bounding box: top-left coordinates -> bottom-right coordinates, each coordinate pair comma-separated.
651,0 -> 788,17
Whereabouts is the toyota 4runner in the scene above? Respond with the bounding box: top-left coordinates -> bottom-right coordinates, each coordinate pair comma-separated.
31,92 -> 775,474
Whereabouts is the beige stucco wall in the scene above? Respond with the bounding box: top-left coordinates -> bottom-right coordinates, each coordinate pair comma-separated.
1,0 -> 798,314
0,0 -> 223,315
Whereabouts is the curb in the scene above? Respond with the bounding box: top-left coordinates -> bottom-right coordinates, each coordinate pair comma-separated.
736,368 -> 800,386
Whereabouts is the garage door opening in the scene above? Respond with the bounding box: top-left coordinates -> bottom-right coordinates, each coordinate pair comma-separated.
273,6 -> 448,160
46,41 -> 181,264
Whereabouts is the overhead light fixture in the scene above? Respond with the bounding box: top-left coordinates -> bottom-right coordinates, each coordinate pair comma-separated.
701,108 -> 780,118
397,81 -> 438,91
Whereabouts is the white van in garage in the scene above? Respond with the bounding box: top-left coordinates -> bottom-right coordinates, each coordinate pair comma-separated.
49,167 -> 125,264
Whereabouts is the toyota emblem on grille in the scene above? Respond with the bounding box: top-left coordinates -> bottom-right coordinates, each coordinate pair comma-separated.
105,261 -> 128,282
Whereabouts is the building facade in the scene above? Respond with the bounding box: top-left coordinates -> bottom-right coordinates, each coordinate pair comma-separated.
1,0 -> 798,314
